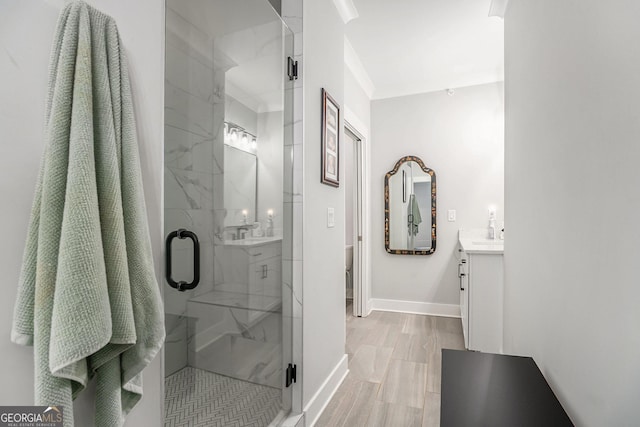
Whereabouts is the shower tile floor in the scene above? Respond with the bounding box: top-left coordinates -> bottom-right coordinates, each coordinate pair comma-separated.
165,367 -> 281,426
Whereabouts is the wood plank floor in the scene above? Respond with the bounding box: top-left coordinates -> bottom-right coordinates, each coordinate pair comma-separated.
315,302 -> 465,427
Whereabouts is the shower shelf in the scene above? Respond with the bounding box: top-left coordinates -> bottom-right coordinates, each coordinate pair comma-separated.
186,289 -> 283,357
188,289 -> 282,314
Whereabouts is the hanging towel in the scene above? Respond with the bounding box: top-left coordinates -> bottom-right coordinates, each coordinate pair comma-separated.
11,2 -> 165,426
407,194 -> 422,236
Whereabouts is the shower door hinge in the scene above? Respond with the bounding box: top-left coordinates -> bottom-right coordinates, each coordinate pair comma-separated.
287,57 -> 298,80
285,363 -> 297,387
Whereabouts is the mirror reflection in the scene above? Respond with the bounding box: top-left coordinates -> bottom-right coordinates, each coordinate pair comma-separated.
218,16 -> 285,233
385,156 -> 436,255
223,144 -> 257,226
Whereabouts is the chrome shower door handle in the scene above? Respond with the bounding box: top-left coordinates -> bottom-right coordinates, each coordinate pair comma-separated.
165,229 -> 200,291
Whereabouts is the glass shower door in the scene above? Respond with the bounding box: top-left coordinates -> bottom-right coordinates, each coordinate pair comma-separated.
163,1 -> 294,425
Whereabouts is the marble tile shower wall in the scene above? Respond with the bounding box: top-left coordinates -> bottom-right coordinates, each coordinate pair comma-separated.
257,110 -> 285,235
164,6 -> 296,385
164,15 -> 220,375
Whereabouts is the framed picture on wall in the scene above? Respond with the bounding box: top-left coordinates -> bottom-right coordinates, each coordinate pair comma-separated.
321,88 -> 340,187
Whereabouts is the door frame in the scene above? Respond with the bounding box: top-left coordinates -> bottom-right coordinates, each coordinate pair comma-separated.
344,111 -> 370,317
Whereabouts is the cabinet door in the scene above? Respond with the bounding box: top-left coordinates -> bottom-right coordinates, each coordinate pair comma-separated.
468,254 -> 503,353
253,257 -> 282,311
262,258 -> 281,299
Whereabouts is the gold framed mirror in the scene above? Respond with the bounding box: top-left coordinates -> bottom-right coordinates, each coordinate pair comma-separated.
384,156 -> 436,255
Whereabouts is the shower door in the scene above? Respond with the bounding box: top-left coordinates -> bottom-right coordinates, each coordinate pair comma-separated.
163,1 -> 294,425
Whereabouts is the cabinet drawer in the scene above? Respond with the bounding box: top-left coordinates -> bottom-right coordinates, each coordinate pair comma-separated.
247,242 -> 282,263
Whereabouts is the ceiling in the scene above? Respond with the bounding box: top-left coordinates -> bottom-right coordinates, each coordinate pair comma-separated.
345,0 -> 504,99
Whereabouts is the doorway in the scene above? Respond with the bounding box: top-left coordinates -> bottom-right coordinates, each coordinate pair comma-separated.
344,124 -> 365,318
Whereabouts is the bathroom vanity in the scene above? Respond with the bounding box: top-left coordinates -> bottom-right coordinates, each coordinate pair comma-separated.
458,230 -> 504,353
216,237 -> 283,319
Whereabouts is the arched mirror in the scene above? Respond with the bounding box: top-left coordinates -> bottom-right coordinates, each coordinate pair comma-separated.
385,156 -> 436,255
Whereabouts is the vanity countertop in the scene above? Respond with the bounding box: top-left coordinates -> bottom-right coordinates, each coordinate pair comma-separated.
459,229 -> 504,254
221,235 -> 282,247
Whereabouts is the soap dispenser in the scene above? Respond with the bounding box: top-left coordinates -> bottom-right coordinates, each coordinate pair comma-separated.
488,211 -> 496,240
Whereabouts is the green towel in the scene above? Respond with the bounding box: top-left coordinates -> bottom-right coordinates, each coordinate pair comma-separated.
408,194 -> 422,236
11,2 -> 165,426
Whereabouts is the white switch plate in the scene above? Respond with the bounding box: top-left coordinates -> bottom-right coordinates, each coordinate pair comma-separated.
327,207 -> 335,228
447,209 -> 456,222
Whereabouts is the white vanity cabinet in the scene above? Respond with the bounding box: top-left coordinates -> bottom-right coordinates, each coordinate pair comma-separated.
214,238 -> 283,323
458,233 -> 504,353
248,242 -> 282,301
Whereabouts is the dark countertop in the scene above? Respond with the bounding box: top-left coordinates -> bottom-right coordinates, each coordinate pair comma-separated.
441,349 -> 573,427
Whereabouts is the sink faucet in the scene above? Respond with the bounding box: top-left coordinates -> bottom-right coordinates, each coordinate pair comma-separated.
224,224 -> 256,240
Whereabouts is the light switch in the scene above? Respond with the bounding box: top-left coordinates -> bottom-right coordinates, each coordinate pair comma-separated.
327,207 -> 335,228
448,209 -> 456,222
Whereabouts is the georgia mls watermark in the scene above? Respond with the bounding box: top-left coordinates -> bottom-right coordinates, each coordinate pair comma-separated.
0,406 -> 63,427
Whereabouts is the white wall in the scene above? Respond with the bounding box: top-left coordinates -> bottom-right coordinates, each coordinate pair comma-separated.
504,1 -> 640,425
226,95 -> 258,136
301,0 -> 346,416
371,83 -> 504,307
0,1 -> 164,425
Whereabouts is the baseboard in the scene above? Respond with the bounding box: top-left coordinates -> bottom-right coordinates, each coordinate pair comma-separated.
364,300 -> 373,317
304,354 -> 349,427
371,298 -> 460,318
